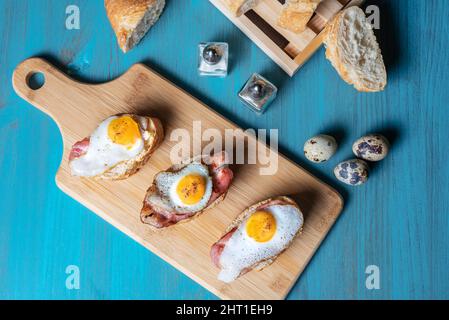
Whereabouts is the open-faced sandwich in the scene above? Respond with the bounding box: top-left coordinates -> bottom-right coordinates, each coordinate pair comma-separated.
69,114 -> 163,180
323,6 -> 387,92
141,151 -> 234,228
211,196 -> 304,283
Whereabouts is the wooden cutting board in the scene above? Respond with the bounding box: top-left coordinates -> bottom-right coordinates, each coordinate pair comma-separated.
12,58 -> 343,300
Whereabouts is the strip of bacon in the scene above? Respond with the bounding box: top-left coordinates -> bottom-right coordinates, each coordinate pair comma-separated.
69,138 -> 90,161
141,199 -> 193,228
210,227 -> 237,268
207,166 -> 233,206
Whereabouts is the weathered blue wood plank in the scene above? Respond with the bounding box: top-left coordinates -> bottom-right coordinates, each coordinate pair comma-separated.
0,0 -> 448,299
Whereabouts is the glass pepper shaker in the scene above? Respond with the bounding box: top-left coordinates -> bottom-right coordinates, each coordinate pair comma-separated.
198,42 -> 228,77
238,73 -> 277,114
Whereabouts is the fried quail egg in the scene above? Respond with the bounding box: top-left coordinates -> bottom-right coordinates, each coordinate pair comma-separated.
70,115 -> 145,177
154,162 -> 213,214
218,204 -> 303,282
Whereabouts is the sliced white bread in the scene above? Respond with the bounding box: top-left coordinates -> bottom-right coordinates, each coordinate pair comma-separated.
324,6 -> 387,92
105,0 -> 166,53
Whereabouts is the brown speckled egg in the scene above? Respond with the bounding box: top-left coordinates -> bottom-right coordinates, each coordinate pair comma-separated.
352,134 -> 390,161
304,134 -> 338,163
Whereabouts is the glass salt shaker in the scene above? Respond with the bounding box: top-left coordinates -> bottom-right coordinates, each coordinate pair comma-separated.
198,42 -> 228,77
238,73 -> 277,114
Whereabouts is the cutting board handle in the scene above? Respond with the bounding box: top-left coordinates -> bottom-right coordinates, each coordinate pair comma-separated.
12,58 -> 143,130
12,58 -> 80,119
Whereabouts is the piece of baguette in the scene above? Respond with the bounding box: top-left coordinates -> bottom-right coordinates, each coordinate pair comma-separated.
278,0 -> 322,34
105,0 -> 166,53
323,6 -> 387,92
223,0 -> 261,17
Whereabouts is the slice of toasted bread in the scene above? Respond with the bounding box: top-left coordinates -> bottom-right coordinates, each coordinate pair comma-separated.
105,0 -> 166,53
217,196 -> 304,278
323,6 -> 387,92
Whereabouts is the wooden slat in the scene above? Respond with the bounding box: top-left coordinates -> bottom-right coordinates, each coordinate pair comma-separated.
245,10 -> 289,49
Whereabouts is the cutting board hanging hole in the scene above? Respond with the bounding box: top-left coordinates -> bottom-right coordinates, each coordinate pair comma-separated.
26,71 -> 45,90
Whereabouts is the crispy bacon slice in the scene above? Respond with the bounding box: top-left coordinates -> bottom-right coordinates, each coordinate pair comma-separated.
69,138 -> 90,161
141,152 -> 234,228
140,193 -> 194,228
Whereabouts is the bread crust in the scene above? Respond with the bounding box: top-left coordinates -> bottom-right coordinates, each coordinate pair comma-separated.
105,0 -> 165,52
222,196 -> 304,273
323,6 -> 387,92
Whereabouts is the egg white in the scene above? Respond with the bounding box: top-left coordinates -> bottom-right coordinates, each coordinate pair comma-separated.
70,115 -> 144,177
218,204 -> 304,283
154,162 -> 213,214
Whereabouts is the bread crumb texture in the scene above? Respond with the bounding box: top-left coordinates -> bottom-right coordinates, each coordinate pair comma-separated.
324,6 -> 387,92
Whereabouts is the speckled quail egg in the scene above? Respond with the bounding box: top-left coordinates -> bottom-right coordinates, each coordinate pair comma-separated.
352,134 -> 390,161
304,134 -> 338,163
334,159 -> 369,186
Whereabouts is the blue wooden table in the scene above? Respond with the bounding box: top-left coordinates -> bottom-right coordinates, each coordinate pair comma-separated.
1,0 -> 448,300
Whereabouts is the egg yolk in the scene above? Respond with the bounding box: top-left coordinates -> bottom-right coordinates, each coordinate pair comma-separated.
246,211 -> 277,243
108,116 -> 141,149
176,174 -> 206,205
